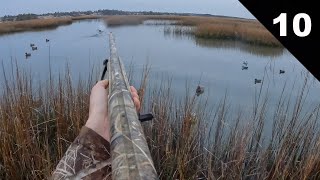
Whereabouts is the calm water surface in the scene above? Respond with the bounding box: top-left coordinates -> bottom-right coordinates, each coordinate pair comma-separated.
1,20 -> 319,131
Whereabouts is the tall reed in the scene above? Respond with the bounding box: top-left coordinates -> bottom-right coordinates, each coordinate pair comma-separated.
0,61 -> 319,179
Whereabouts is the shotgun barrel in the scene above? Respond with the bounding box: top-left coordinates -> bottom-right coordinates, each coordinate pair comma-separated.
106,32 -> 158,179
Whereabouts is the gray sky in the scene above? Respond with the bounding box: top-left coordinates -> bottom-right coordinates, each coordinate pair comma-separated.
0,0 -> 255,19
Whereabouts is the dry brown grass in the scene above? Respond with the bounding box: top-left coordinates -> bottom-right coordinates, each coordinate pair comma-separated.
195,23 -> 280,46
104,15 -> 147,26
0,16 -> 101,35
104,15 -> 180,26
104,15 -> 281,47
0,61 -> 95,179
144,72 -> 320,179
0,18 -> 73,35
71,15 -> 100,21
1,62 -> 320,179
0,15 -> 280,47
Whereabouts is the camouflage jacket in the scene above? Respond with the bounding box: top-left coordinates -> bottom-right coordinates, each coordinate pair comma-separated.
51,126 -> 112,180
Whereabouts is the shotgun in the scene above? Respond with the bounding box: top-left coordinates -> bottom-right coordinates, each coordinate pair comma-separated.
100,32 -> 158,179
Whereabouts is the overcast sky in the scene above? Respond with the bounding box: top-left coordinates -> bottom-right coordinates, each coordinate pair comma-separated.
0,0 -> 255,19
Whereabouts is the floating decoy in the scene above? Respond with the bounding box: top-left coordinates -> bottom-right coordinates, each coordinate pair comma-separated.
46,39 -> 50,42
196,85 -> 204,96
280,70 -> 285,74
32,46 -> 38,51
242,66 -> 248,70
255,79 -> 262,84
25,52 -> 31,58
30,43 -> 35,47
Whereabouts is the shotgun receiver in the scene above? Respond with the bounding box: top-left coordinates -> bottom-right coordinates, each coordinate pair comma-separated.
100,33 -> 158,179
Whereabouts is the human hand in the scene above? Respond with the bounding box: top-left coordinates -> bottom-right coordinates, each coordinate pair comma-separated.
85,80 -> 141,142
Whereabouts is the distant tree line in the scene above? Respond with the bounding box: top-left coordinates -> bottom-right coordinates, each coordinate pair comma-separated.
0,9 -> 218,22
1,13 -> 38,21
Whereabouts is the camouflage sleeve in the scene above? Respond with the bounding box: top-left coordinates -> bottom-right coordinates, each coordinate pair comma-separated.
51,126 -> 112,180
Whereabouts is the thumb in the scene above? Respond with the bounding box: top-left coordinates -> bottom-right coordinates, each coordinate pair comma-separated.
97,80 -> 109,89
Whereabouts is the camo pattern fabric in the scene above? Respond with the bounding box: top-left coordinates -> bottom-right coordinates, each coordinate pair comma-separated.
51,126 -> 112,180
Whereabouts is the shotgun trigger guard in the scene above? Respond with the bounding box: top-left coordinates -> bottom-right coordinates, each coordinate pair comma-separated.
138,113 -> 154,122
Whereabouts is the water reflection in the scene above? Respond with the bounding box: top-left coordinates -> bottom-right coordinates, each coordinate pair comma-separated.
106,20 -> 285,58
0,20 -> 318,105
162,25 -> 284,57
194,38 -> 284,57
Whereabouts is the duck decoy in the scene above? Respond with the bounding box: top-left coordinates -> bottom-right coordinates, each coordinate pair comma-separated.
46,39 -> 50,42
280,70 -> 285,74
196,85 -> 204,96
32,46 -> 38,51
254,79 -> 262,84
242,66 -> 248,70
25,52 -> 31,58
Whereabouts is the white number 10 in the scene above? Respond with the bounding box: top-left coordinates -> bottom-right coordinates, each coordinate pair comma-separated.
273,13 -> 312,37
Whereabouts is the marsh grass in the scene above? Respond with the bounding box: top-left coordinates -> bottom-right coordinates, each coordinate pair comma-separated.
104,15 -> 180,27
144,72 -> 320,179
71,15 -> 100,21
0,60 -> 98,179
0,15 -> 100,35
104,15 -> 281,47
195,23 -> 280,47
0,18 -> 73,35
1,61 -> 320,179
0,15 -> 280,47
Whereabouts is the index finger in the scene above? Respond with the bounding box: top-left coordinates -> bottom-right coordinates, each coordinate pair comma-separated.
130,86 -> 138,94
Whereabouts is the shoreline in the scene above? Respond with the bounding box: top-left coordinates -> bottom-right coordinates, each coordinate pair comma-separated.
104,15 -> 282,47
0,15 -> 100,36
0,15 -> 281,47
